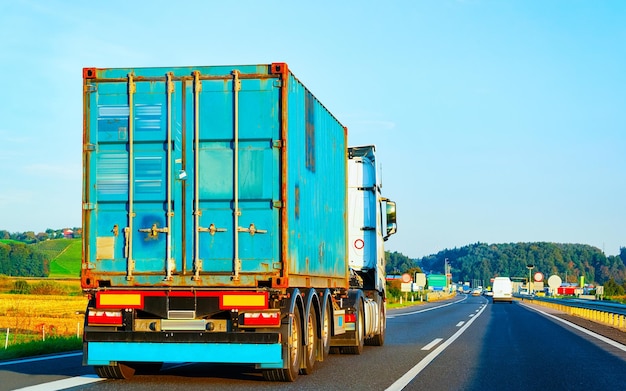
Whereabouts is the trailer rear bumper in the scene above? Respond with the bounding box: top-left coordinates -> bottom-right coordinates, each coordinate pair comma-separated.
84,341 -> 283,368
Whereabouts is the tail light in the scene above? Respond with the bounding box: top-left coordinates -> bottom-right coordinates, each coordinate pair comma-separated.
87,309 -> 123,326
344,313 -> 356,323
241,311 -> 281,327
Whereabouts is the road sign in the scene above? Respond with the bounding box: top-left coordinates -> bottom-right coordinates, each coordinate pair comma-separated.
414,273 -> 426,287
547,275 -> 562,294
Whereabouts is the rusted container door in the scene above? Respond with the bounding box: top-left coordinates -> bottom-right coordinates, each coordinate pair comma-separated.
84,72 -> 185,285
84,66 -> 280,287
189,71 -> 280,283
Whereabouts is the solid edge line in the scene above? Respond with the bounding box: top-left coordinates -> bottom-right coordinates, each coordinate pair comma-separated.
519,303 -> 626,352
0,352 -> 82,367
385,304 -> 487,391
12,375 -> 103,391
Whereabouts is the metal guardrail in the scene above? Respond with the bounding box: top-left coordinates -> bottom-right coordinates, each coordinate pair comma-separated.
518,295 -> 626,331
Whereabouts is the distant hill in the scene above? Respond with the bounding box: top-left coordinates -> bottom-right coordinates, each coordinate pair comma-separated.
418,242 -> 626,286
32,239 -> 81,278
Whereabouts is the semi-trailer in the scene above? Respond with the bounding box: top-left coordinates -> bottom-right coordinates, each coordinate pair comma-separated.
81,63 -> 397,381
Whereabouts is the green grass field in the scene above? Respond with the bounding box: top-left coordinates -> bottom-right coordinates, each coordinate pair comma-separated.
0,239 -> 22,245
32,239 -> 82,278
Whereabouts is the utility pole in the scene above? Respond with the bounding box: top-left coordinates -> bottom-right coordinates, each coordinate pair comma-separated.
526,264 -> 534,294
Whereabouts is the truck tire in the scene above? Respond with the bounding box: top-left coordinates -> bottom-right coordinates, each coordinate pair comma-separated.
365,303 -> 385,346
94,362 -> 135,379
321,300 -> 331,358
300,307 -> 318,375
341,299 -> 364,355
263,305 -> 302,382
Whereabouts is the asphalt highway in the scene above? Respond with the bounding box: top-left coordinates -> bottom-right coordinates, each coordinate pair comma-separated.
2,295 -> 625,390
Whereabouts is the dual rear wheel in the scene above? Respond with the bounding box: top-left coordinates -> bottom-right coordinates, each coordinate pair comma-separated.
263,294 -> 329,381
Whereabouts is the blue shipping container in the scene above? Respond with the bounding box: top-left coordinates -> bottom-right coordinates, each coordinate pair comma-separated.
82,63 -> 348,290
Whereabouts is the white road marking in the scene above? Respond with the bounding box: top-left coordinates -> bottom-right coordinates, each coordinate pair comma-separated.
421,338 -> 443,351
12,375 -> 104,391
387,296 -> 467,319
456,321 -> 465,327
385,303 -> 487,391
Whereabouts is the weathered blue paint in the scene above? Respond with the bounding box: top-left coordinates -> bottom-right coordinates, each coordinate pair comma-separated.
83,63 -> 348,289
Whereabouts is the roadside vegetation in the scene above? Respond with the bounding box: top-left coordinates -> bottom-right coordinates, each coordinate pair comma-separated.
0,284 -> 86,360
0,236 -> 88,360
0,336 -> 82,361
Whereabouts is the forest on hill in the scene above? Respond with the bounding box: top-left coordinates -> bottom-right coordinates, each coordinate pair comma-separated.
0,240 -> 48,277
0,228 -> 82,243
414,242 -> 626,286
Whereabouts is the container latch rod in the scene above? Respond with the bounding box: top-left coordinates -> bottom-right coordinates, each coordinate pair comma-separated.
199,223 -> 228,236
139,223 -> 169,238
237,223 -> 267,236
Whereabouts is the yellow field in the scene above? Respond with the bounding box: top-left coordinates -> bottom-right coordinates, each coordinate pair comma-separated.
0,293 -> 88,343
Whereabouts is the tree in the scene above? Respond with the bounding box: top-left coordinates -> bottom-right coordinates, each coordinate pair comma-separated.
0,243 -> 10,275
6,242 -> 47,277
416,242 -> 623,286
385,251 -> 417,275
604,278 -> 625,296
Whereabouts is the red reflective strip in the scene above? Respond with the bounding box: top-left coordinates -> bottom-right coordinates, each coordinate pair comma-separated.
345,313 -> 356,323
93,290 -> 269,310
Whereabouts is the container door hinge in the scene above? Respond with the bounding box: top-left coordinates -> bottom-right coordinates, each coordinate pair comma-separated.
272,140 -> 283,148
82,203 -> 95,210
232,259 -> 242,281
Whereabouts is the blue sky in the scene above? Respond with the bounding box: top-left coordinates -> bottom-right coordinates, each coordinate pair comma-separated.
1,0 -> 624,258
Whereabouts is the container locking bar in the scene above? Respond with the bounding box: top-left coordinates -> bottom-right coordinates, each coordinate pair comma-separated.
165,72 -> 175,281
126,73 -> 136,281
192,70 -> 202,281
232,70 -> 242,281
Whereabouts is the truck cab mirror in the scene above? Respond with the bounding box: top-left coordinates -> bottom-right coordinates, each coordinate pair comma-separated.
385,201 -> 397,239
